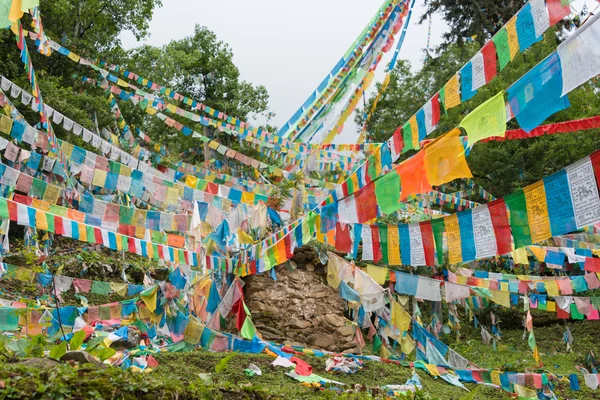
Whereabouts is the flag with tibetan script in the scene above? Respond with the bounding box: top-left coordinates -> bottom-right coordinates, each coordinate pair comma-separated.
507,52 -> 569,133
460,91 -> 506,147
557,12 -> 600,96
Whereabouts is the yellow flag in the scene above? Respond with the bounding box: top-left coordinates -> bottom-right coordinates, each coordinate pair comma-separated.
528,246 -> 547,262
444,74 -> 461,110
506,17 -> 520,60
110,283 -> 128,297
524,181 -> 551,243
400,333 -> 415,355
388,227 -> 401,266
366,265 -> 387,285
424,129 -> 473,186
445,214 -> 463,264
391,300 -> 411,332
512,247 -> 529,264
490,290 -> 510,307
545,281 -> 560,297
141,286 -> 158,313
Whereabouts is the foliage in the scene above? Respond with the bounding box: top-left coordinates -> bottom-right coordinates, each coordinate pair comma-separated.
48,340 -> 67,360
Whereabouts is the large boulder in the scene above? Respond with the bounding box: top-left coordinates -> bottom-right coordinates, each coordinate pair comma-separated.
243,251 -> 356,353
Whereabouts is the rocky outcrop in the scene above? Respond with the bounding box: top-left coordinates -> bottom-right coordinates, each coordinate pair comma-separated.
243,246 -> 357,353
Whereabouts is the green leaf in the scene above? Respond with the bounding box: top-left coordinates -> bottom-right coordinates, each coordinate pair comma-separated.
69,330 -> 86,351
85,336 -> 105,353
48,341 -> 67,360
94,347 -> 116,361
6,338 -> 30,358
214,352 -> 237,374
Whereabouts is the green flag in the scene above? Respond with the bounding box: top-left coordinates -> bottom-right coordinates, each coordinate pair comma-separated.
373,335 -> 382,355
492,28 -> 511,71
504,190 -> 532,249
374,170 -> 401,215
240,304 -> 256,340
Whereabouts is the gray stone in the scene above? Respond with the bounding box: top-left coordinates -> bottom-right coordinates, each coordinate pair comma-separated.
17,357 -> 61,369
60,351 -> 106,368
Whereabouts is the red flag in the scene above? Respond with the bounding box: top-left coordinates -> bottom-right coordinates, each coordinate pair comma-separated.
335,222 -> 352,253
206,182 -> 219,195
290,357 -> 313,376
584,257 -> 600,273
94,228 -> 103,244
355,183 -> 378,223
7,201 -> 17,221
547,0 -> 571,26
431,93 -> 441,127
234,299 -> 246,331
481,41 -> 497,82
488,200 -> 512,255
128,238 -> 136,253
371,225 -> 382,263
420,221 -> 436,266
391,126 -> 404,155
354,326 -> 365,349
54,216 -> 64,235
590,150 -> 600,190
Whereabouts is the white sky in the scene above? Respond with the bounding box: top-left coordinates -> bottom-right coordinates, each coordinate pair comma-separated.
120,0 -> 447,144
120,0 -> 588,144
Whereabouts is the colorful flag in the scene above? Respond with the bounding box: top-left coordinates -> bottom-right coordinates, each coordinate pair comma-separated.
460,91 -> 507,147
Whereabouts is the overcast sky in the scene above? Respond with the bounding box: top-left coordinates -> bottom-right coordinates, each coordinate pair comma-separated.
120,1 -> 449,144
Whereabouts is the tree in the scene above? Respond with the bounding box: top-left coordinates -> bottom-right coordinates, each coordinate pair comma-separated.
39,0 -> 163,54
123,25 -> 272,158
420,0 -> 526,48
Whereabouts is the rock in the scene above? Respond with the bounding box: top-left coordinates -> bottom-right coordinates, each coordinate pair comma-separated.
243,249 -> 350,352
342,347 -> 361,354
17,357 -> 61,369
307,334 -> 336,351
323,314 -> 345,328
60,351 -> 106,368
102,326 -> 141,349
335,326 -> 355,336
288,318 -> 312,330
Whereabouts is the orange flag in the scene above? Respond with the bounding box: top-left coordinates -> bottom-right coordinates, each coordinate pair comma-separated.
396,150 -> 432,200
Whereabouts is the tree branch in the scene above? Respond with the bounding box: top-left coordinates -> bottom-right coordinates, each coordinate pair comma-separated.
78,1 -> 112,38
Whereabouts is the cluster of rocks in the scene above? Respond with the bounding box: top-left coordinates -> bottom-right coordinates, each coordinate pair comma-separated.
243,246 -> 360,354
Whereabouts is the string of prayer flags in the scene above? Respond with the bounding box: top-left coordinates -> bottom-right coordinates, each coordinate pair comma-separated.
460,91 -> 507,147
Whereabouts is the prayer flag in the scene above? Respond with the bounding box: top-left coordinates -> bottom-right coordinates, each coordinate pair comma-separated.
397,151 -> 432,200
443,74 -> 461,110
457,210 -> 476,262
460,91 -> 507,147
543,169 -> 577,235
424,129 -> 473,185
445,214 -> 463,264
505,190 -> 532,249
374,169 -> 401,214
557,12 -> 600,96
566,157 -> 600,229
460,62 -> 477,101
516,4 -> 543,51
524,181 -> 552,243
507,52 -> 569,133
481,41 -> 497,82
